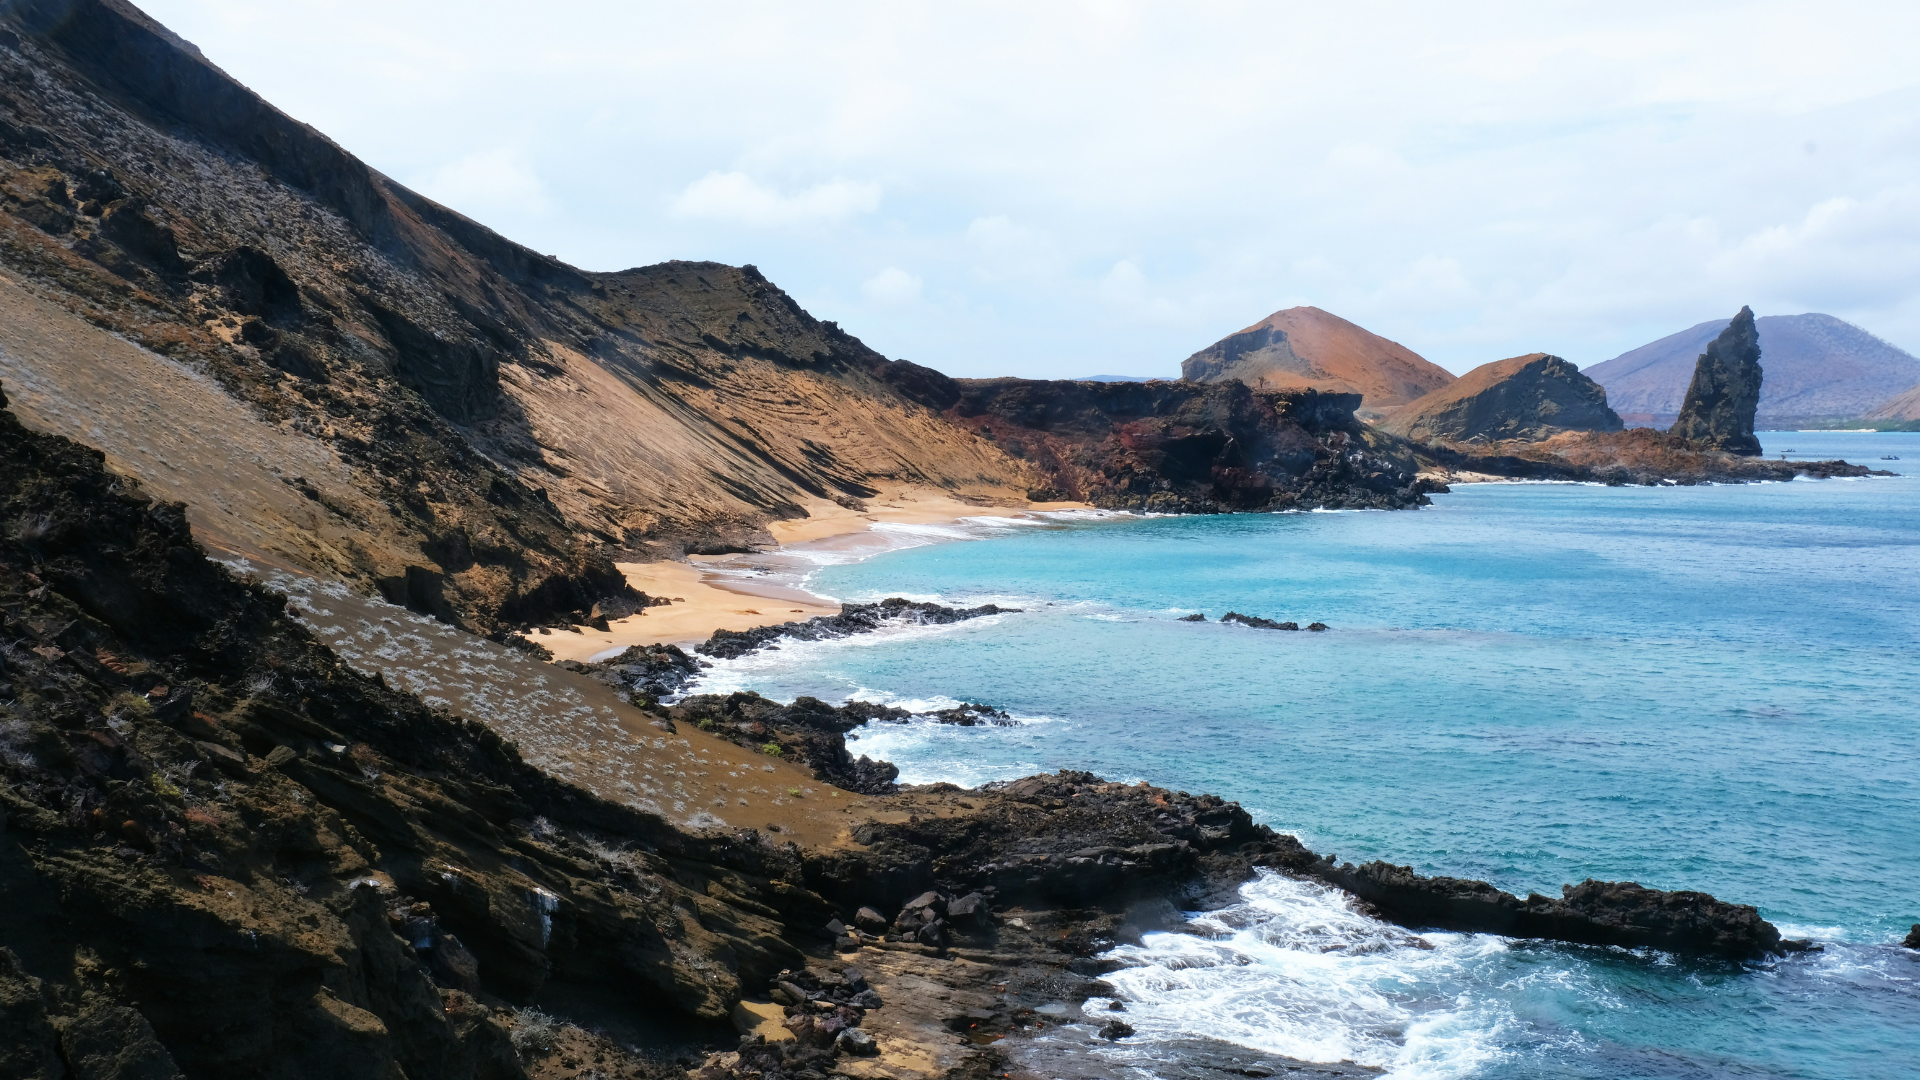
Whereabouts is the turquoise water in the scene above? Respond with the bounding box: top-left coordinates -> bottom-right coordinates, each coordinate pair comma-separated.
695,432 -> 1920,1079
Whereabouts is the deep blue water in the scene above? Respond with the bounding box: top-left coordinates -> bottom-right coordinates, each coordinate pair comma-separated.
694,432 -> 1920,1079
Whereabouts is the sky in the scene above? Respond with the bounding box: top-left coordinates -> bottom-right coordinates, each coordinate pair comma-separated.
139,0 -> 1920,378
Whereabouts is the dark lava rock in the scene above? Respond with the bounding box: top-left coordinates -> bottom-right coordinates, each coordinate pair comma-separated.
943,379 -> 1438,512
582,641 -> 706,700
1381,353 -> 1624,443
1904,924 -> 1920,949
1221,612 -> 1299,631
700,597 -> 1020,660
922,702 -> 1015,726
835,1027 -> 877,1055
670,691 -> 905,794
947,892 -> 990,929
59,1005 -> 186,1080
1308,859 -> 1795,960
1306,622 -> 1329,631
1098,1019 -> 1137,1041
1670,306 -> 1764,455
1178,613 -> 1206,622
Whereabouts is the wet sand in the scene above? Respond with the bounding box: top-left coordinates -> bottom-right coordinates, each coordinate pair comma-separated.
538,486 -> 1087,663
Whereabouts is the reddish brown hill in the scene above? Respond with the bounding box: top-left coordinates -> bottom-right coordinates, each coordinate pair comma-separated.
1865,382 -> 1920,423
1382,353 -> 1622,443
1181,306 -> 1455,415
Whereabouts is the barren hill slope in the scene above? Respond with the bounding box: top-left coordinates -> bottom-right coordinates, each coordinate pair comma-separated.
1865,382 -> 1920,423
1382,353 -> 1622,443
1180,305 -> 1455,415
0,0 -> 1038,630
1583,312 -> 1920,426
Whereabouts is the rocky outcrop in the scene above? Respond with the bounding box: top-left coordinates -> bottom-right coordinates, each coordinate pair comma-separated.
1306,861 -> 1799,961
1418,428 -> 1886,485
0,383 -> 829,1077
806,771 -> 1795,962
668,693 -> 907,796
1382,353 -> 1624,443
1585,312 -> 1920,427
1670,307 -> 1765,455
1180,306 -> 1456,414
949,380 -> 1440,511
698,597 -> 1019,660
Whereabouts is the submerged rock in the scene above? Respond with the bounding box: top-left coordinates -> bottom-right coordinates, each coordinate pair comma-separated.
1670,306 -> 1765,455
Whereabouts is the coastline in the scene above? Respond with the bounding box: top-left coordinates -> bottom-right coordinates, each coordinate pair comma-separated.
538,487 -> 1089,662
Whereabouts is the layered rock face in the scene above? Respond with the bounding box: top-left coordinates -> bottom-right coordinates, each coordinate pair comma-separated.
1180,305 -> 1456,415
944,379 -> 1439,511
1381,353 -> 1624,443
1670,307 -> 1765,455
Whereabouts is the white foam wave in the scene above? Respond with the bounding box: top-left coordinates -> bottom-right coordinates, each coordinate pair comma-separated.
1094,870 -> 1517,1078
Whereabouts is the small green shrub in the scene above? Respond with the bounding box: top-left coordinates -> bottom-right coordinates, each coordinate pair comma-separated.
696,718 -> 715,731
787,787 -> 801,798
760,743 -> 783,757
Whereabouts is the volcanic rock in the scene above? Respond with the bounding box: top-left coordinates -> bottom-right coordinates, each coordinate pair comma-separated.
1221,612 -> 1298,631
1670,307 -> 1765,455
1307,859 -> 1797,960
1586,312 -> 1920,427
945,380 -> 1440,511
1382,354 -> 1623,443
699,598 -> 1019,660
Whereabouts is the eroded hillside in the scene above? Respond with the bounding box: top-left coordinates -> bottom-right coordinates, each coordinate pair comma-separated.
0,0 -> 1040,632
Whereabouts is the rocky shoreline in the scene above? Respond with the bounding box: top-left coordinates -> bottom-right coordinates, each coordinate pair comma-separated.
0,379 -> 1827,1080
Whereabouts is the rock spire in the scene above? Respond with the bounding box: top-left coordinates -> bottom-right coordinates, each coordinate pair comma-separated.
1670,306 -> 1764,455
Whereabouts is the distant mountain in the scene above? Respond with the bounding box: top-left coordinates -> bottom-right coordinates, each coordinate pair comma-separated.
1381,353 -> 1622,443
1583,313 -> 1920,427
1181,306 -> 1455,415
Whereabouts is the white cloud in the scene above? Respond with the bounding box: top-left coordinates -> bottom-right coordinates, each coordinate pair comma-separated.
673,172 -> 880,227
862,266 -> 923,305
137,0 -> 1920,375
410,147 -> 550,218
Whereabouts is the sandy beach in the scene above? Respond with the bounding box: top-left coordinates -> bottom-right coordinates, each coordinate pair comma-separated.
537,486 -> 1087,662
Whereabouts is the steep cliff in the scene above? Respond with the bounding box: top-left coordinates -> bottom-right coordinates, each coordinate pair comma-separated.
1670,307 -> 1764,455
1179,306 -> 1455,416
0,0 -> 1038,632
945,379 -> 1438,511
1381,353 -> 1623,443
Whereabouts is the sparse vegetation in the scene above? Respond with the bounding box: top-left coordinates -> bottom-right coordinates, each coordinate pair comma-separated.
760,742 -> 783,756
507,1006 -> 561,1055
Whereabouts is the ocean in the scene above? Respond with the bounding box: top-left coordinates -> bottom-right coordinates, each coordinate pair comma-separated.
689,432 -> 1920,1079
